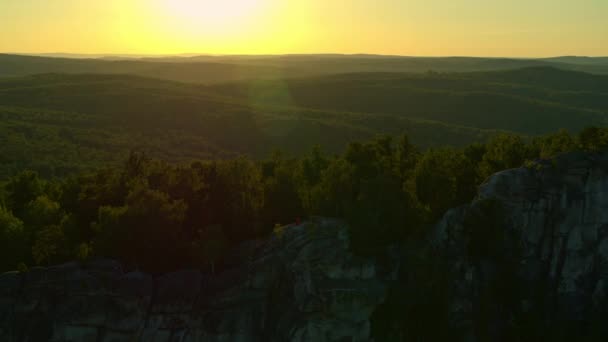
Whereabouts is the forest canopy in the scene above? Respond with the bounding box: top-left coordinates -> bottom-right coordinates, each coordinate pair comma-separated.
1,127 -> 607,274
2,67 -> 608,179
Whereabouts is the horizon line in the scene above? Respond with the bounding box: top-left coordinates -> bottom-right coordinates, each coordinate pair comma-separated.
2,52 -> 608,60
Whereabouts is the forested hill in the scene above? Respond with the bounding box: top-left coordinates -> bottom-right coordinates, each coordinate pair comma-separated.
0,73 -> 493,178
1,67 -> 608,178
2,54 -> 608,84
209,66 -> 608,134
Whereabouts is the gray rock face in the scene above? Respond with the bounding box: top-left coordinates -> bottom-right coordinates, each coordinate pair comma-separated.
0,219 -> 386,342
434,151 -> 608,338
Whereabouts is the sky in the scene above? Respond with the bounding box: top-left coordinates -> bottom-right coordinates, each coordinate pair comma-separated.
1,0 -> 607,57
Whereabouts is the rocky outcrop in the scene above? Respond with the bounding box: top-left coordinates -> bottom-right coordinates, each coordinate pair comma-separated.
7,151 -> 608,341
434,151 -> 608,339
0,219 -> 387,342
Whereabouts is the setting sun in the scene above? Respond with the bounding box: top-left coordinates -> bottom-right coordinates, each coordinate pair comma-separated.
161,0 -> 262,26
157,0 -> 263,30
2,0 -> 607,56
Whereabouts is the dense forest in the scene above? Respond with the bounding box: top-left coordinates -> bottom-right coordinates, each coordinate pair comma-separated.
2,127 -> 608,275
2,56 -> 608,276
2,56 -> 608,340
211,67 -> 608,134
2,67 -> 608,179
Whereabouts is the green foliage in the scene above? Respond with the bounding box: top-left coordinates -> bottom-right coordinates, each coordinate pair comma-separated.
0,73 -> 500,179
1,59 -> 608,337
76,242 -> 92,262
16,262 -> 28,273
309,158 -> 357,217
295,146 -> 329,213
32,225 -> 67,266
0,206 -> 28,271
533,129 -> 577,159
4,171 -> 45,217
215,67 -> 608,136
262,155 -> 303,226
579,126 -> 608,152
0,128 -> 606,274
478,133 -> 529,179
347,171 -> 418,255
395,135 -> 419,177
414,148 -> 477,217
4,66 -> 608,179
273,223 -> 286,240
23,195 -> 63,231
306,136 -> 424,254
92,182 -> 187,273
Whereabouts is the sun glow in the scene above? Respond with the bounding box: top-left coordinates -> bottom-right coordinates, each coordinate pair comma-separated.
1,0 -> 608,56
138,0 -> 307,54
157,0 -> 263,33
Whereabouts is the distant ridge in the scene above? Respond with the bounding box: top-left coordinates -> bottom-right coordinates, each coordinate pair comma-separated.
2,53 -> 608,84
3,52 -> 608,59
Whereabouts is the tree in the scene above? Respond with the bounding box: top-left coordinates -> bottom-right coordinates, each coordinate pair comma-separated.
91,205 -> 128,258
345,138 -> 390,180
533,129 -> 577,159
414,148 -> 466,217
478,133 -> 528,180
262,157 -> 303,227
76,242 -> 93,262
3,171 -> 45,218
0,207 -> 27,271
123,151 -> 149,180
395,134 -> 419,177
92,182 -> 187,273
347,171 -> 421,255
296,145 -> 329,213
32,225 -> 67,266
309,158 -> 357,217
212,158 -> 265,241
22,195 -> 63,231
579,127 -> 608,152
299,145 -> 329,186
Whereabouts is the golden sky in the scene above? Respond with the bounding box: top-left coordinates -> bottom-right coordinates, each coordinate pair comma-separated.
1,0 -> 607,57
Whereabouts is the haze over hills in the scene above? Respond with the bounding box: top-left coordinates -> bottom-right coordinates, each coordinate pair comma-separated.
2,53 -> 608,84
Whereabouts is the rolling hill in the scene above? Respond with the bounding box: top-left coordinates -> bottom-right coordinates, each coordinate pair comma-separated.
0,73 -> 499,178
2,54 -> 608,84
209,67 -> 608,134
0,66 -> 606,178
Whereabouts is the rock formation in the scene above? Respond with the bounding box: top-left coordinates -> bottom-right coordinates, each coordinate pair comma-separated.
434,151 -> 608,339
5,151 -> 608,341
0,219 -> 387,342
